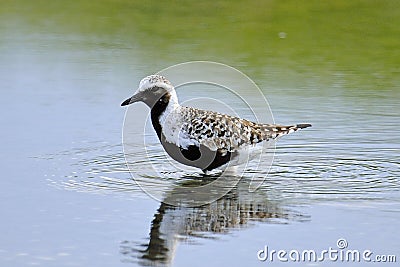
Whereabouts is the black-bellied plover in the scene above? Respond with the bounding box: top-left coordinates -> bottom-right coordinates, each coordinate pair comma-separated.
121,75 -> 311,173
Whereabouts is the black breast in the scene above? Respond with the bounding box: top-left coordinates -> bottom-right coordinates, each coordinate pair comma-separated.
150,93 -> 233,172
160,140 -> 233,172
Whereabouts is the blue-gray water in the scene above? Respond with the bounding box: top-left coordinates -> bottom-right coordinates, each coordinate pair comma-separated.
1,4 -> 400,266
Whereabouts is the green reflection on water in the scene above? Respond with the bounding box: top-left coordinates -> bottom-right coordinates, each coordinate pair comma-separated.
1,0 -> 399,89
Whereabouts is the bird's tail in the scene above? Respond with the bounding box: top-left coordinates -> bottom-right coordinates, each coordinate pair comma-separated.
262,123 -> 312,140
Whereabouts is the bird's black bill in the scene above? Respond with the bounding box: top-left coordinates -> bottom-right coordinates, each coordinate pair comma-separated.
297,123 -> 312,129
121,93 -> 142,106
121,97 -> 133,106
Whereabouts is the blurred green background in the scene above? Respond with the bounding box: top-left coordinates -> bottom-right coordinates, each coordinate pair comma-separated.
1,0 -> 399,89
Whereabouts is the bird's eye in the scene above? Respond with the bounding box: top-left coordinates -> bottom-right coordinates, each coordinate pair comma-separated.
151,87 -> 161,92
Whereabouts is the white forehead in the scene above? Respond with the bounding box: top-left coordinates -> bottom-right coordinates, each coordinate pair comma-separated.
137,75 -> 174,93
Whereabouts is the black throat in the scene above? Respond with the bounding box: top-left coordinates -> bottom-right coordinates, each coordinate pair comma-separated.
150,92 -> 171,140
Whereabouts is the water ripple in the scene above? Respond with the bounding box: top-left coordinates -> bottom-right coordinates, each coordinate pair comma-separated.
42,138 -> 400,206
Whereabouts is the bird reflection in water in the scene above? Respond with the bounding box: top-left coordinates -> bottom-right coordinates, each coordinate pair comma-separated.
120,177 -> 308,266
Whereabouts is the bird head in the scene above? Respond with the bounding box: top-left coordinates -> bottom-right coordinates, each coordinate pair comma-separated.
121,75 -> 179,108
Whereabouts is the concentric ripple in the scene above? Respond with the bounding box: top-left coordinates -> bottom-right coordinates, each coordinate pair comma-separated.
44,137 -> 400,206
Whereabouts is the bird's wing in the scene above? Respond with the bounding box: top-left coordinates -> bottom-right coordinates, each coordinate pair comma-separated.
179,107 -> 311,152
